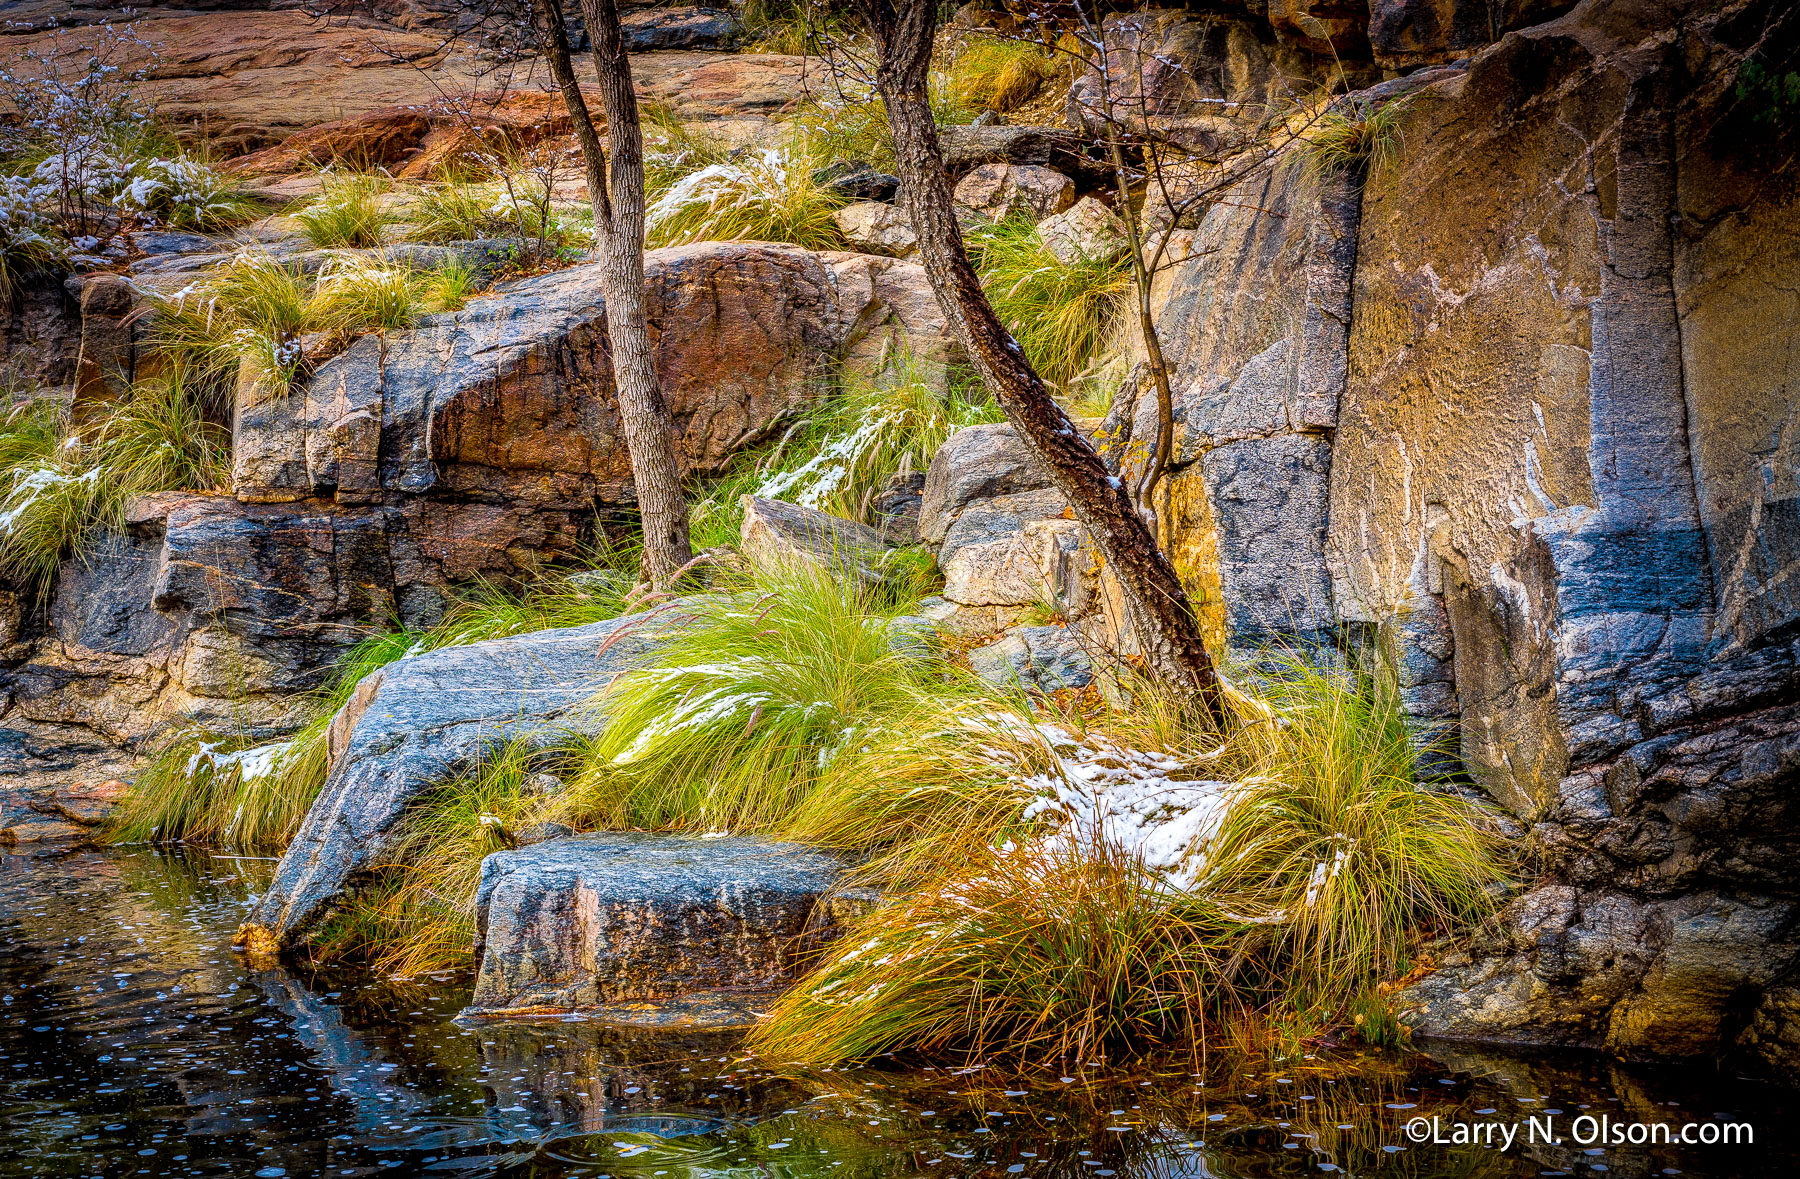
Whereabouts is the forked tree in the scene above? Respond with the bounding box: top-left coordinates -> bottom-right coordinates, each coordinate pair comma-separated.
847,0 -> 1224,717
529,0 -> 693,589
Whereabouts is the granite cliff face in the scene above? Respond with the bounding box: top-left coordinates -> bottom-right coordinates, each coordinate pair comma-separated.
1092,0 -> 1800,1070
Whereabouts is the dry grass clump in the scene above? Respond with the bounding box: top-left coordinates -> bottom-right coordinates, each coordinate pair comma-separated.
750,658 -> 1513,1065
644,137 -> 847,250
1303,95 -> 1409,174
295,170 -> 392,248
948,38 -> 1062,113
752,840 -> 1247,1065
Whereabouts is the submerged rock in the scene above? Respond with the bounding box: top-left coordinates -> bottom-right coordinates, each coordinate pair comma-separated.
464,833 -> 847,1021
242,612 -> 672,947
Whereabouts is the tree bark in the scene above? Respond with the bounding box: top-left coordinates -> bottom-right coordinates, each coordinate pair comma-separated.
532,0 -> 693,589
851,0 -> 1223,714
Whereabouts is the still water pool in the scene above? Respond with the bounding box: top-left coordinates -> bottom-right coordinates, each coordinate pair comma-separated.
3,847 -> 1797,1178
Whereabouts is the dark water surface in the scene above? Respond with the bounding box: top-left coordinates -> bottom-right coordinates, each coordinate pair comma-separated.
4,848 -> 1798,1179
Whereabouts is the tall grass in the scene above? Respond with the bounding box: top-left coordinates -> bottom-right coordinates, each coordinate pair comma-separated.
405,179 -> 505,243
645,138 -> 846,250
686,354 -> 1003,550
108,627 -> 425,851
642,102 -> 732,201
791,77 -> 977,175
149,249 -> 480,397
750,841 -> 1246,1065
550,565 -> 983,839
1203,660 -> 1502,1000
750,657 -> 1513,1065
0,377 -> 229,595
948,38 -> 1061,113
295,171 -> 391,248
970,215 -> 1132,397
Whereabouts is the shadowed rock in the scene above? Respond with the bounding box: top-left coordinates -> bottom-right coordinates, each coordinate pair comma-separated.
464,833 -> 847,1020
243,612 -> 671,946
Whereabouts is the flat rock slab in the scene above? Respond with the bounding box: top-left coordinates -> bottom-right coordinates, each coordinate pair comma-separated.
465,833 -> 846,1019
245,612 -> 671,945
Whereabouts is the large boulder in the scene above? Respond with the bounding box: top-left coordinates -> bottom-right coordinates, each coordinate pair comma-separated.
938,490 -> 1073,608
233,243 -> 960,508
241,612 -> 671,947
834,201 -> 918,257
464,833 -> 848,1020
953,163 -> 1076,223
619,6 -> 741,52
1037,196 -> 1130,265
918,422 -> 1057,544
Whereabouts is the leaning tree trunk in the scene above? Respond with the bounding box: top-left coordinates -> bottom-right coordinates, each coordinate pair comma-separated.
533,0 -> 694,588
852,0 -> 1223,716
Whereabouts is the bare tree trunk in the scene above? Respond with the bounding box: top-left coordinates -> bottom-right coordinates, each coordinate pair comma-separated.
532,0 -> 693,588
851,0 -> 1223,715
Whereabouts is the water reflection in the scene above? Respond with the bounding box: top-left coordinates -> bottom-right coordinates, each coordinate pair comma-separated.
1,847 -> 1795,1179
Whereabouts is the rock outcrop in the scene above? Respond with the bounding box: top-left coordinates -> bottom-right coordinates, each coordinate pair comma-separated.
465,833 -> 848,1021
4,240 -> 957,796
242,611 -> 671,946
915,0 -> 1800,1074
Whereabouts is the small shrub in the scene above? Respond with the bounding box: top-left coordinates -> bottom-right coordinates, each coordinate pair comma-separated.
116,153 -> 258,231
970,214 -> 1132,396
0,176 -> 69,311
645,140 -> 846,250
295,171 -> 391,248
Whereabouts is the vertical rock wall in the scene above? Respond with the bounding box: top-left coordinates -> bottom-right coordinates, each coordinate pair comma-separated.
1141,0 -> 1800,1066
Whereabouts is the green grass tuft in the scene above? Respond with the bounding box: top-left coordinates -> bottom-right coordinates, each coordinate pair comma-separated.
0,377 -> 229,595
295,171 -> 392,248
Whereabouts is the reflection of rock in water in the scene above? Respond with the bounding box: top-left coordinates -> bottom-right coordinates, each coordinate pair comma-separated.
251,971 -> 430,1131
472,1021 -> 803,1136
1418,1041 -> 1735,1177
